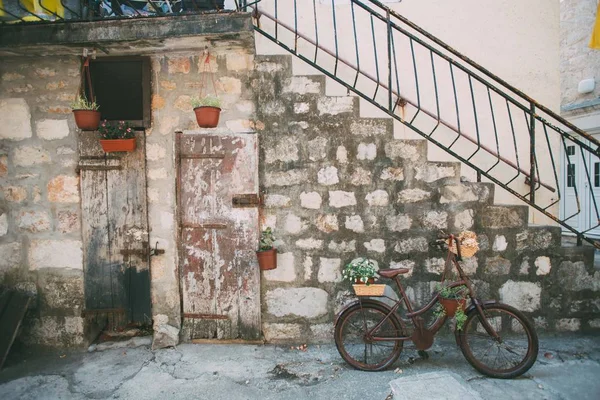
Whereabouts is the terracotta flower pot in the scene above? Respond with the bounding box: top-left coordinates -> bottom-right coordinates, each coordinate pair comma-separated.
439,298 -> 466,318
194,106 -> 221,128
257,248 -> 277,271
73,110 -> 101,131
355,277 -> 375,284
100,138 -> 136,153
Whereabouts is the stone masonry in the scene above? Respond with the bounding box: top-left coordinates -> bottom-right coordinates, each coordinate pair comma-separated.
254,55 -> 599,343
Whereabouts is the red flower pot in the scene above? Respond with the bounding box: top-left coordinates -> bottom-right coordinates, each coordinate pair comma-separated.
194,106 -> 221,128
100,138 -> 136,153
73,110 -> 101,131
439,298 -> 466,318
257,249 -> 277,271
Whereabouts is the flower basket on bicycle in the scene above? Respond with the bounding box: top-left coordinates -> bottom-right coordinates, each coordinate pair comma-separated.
352,284 -> 386,297
343,258 -> 386,297
447,230 -> 479,258
439,297 -> 466,318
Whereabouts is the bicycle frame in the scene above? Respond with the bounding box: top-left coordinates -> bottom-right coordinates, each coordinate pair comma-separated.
361,234 -> 500,343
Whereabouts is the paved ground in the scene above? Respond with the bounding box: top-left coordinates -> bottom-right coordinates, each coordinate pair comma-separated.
1,334 -> 599,400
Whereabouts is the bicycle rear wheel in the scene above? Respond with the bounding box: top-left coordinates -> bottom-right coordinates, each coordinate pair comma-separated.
334,301 -> 404,371
457,303 -> 538,379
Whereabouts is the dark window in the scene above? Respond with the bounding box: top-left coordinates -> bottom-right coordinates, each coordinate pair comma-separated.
86,57 -> 151,128
595,163 -> 600,188
567,146 -> 575,156
567,164 -> 576,188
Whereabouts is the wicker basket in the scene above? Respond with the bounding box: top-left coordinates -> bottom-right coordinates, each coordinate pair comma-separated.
447,231 -> 479,258
353,284 -> 386,297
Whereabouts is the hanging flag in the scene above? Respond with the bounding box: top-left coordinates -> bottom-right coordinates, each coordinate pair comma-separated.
591,2 -> 600,49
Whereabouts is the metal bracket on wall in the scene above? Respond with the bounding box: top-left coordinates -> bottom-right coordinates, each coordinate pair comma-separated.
232,193 -> 261,208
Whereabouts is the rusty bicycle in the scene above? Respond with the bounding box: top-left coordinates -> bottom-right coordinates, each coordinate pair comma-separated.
334,232 -> 538,379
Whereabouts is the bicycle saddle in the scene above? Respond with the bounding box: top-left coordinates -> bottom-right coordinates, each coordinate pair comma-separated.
378,268 -> 410,278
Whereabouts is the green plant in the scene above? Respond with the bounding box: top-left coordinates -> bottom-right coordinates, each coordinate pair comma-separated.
98,120 -> 135,140
342,258 -> 377,284
70,95 -> 99,111
434,283 -> 469,330
191,95 -> 222,109
259,227 -> 276,251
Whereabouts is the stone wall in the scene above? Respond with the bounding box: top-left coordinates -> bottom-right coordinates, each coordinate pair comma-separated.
0,56 -> 86,346
253,55 -> 600,343
560,0 -> 600,111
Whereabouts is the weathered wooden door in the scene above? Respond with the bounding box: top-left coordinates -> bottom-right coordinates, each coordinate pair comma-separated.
79,131 -> 151,328
177,132 -> 260,340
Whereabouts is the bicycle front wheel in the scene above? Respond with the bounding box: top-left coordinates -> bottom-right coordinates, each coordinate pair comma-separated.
334,302 -> 404,371
457,303 -> 538,379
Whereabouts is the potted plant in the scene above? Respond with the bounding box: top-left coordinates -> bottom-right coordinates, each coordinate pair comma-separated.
98,120 -> 136,153
71,95 -> 100,131
434,283 -> 469,330
343,258 -> 386,296
191,95 -> 221,128
256,227 -> 277,271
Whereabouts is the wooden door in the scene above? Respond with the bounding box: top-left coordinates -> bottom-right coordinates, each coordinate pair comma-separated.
79,131 -> 152,328
177,132 -> 260,340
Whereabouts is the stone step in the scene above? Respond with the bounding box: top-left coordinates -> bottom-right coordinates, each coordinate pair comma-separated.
254,55 -> 293,77
479,204 -> 530,230
438,182 -> 495,205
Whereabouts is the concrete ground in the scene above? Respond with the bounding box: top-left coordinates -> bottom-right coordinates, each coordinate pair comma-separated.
1,334 -> 599,400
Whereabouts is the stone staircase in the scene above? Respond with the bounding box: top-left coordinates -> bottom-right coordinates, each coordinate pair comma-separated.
252,54 -> 599,341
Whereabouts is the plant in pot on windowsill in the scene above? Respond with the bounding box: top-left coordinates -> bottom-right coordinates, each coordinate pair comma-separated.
343,257 -> 386,297
98,120 -> 136,153
191,95 -> 222,128
434,283 -> 469,330
256,227 -> 277,271
71,95 -> 100,131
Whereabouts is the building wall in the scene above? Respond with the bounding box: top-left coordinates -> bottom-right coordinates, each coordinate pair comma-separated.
0,56 -> 86,346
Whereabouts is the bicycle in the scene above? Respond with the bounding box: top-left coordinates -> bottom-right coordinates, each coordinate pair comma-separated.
334,232 -> 539,379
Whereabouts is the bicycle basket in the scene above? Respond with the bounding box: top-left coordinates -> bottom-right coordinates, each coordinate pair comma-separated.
447,231 -> 479,258
353,284 -> 386,297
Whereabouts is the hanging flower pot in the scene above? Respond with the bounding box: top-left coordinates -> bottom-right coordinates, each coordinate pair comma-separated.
98,120 -> 136,153
71,57 -> 100,130
257,248 -> 277,271
439,298 -> 466,318
193,104 -> 221,128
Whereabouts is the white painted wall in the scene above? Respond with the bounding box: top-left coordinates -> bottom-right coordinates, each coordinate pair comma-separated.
253,0 -> 562,224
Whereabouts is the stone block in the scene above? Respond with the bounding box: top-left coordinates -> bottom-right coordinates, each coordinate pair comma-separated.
0,99 -> 32,140
555,318 -> 581,332
226,53 -> 254,71
3,186 -> 27,202
266,287 -> 329,318
264,252 -> 296,282
57,211 -> 79,233
47,175 -> 79,203
390,260 -> 415,277
386,214 -> 412,232
14,146 -> 51,166
492,235 -> 508,252
318,258 -> 342,283
345,215 -> 364,232
519,257 -> 530,275
0,213 -> 7,236
394,237 -> 428,254
294,102 -> 310,114
556,261 -> 600,291
265,170 -> 308,187
317,166 -> 339,185
265,194 -> 292,208
481,206 -> 525,229
296,238 -> 323,250
153,324 -> 180,349
283,77 -> 321,94
263,323 -> 302,341
350,120 -> 388,136
380,167 -> 405,181
37,270 -> 84,312
328,240 -> 356,253
45,81 -> 66,90
303,257 -> 313,280
2,72 -> 25,81
425,258 -> 445,274
265,137 -> 299,163
423,211 -> 448,230
364,239 -> 386,253
310,323 -> 334,341
316,214 -> 339,233
415,163 -> 456,183
308,137 -> 328,161
174,95 -> 192,112
589,319 -> 600,329
284,214 -> 306,234
299,191 -> 322,209
167,57 -> 191,74
336,146 -> 348,163
439,184 -> 491,204
317,97 -> 354,115
29,240 -> 83,270
329,191 -> 357,208
263,101 -> 285,116
459,257 -> 478,275
350,168 -> 371,185
535,256 -> 551,275
37,119 -> 69,140
385,141 -> 422,161
397,188 -> 430,203
34,67 -> 56,78
499,280 -> 541,312
366,190 -> 389,206
26,316 -> 84,347
357,143 -> 376,160
0,242 -> 21,275
17,210 -> 51,233
454,209 -> 474,230
159,81 -> 176,90
146,143 -> 166,161
483,256 -> 511,275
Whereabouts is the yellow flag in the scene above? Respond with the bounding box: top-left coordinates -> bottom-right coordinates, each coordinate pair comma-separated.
591,3 -> 600,49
